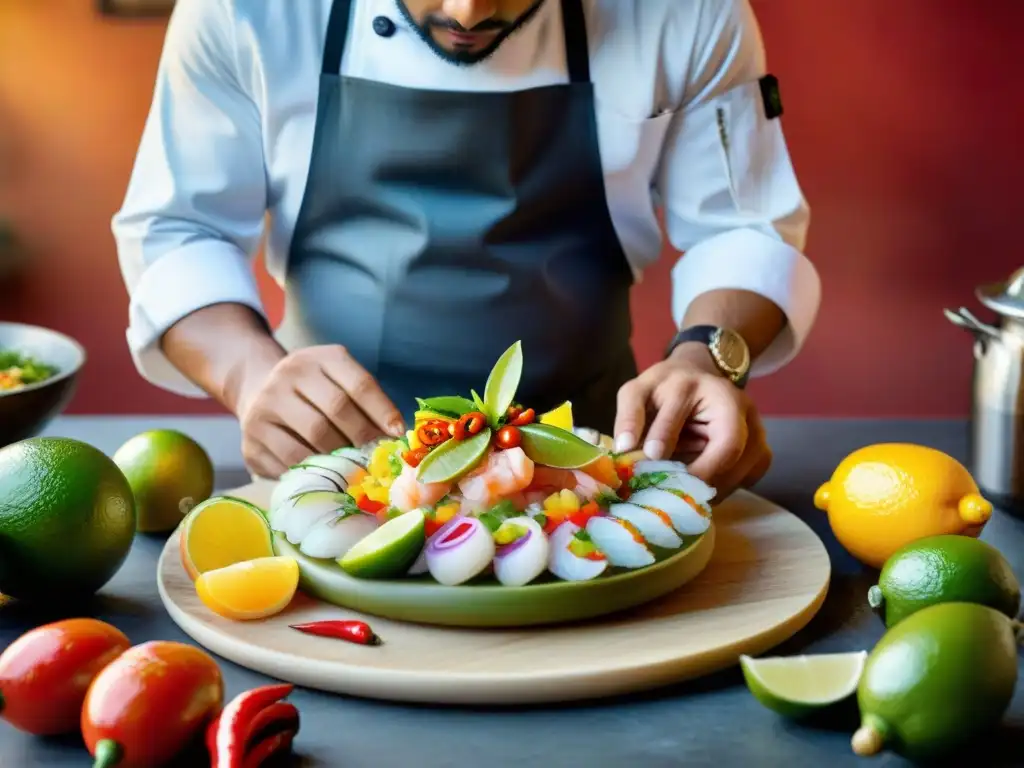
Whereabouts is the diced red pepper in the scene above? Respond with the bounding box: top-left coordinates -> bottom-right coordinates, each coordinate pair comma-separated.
568,501 -> 600,528
357,496 -> 385,515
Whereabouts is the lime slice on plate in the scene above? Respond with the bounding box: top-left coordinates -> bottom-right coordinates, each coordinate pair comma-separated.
518,423 -> 603,469
740,651 -> 867,719
338,508 -> 426,579
416,428 -> 493,484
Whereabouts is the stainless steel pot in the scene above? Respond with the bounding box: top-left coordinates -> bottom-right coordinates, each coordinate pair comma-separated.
946,266 -> 1024,514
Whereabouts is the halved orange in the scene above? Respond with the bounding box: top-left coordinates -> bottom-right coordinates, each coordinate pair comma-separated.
195,556 -> 299,621
179,496 -> 273,581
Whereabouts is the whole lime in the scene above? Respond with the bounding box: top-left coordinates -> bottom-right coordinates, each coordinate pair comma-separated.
112,430 -> 214,534
852,602 -> 1019,761
0,437 -> 136,601
868,535 -> 1020,627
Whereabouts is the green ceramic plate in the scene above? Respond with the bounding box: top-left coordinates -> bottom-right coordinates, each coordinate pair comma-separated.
274,524 -> 716,628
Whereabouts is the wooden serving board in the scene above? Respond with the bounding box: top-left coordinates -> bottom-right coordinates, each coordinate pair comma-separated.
158,482 -> 831,705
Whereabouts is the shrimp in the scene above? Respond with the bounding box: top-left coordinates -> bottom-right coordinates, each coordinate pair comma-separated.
571,470 -> 614,501
458,448 -> 535,510
389,463 -> 452,513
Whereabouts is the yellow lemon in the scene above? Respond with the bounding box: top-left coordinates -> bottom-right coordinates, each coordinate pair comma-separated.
539,401 -> 574,431
814,444 -> 992,569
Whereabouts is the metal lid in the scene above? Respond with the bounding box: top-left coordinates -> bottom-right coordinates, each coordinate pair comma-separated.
977,266 -> 1024,320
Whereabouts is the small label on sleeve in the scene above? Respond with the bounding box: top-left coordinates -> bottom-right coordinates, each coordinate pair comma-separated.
759,74 -> 783,120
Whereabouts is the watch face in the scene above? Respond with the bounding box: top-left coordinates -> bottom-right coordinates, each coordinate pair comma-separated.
711,328 -> 750,375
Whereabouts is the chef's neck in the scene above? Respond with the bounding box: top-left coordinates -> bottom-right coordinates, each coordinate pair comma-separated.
395,0 -> 546,65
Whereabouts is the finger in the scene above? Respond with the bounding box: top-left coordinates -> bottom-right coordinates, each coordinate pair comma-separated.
320,348 -> 405,436
243,438 -> 290,481
671,437 -> 708,460
613,378 -> 651,453
276,390 -> 350,455
685,390 -> 748,483
643,378 -> 697,460
294,376 -> 358,451
711,411 -> 771,495
261,423 -> 324,470
304,377 -> 386,447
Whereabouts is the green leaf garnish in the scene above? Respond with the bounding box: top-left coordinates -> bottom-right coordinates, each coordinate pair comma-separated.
471,389 -> 486,412
483,341 -> 523,427
415,396 -> 477,417
517,423 -> 604,469
629,471 -> 669,493
416,428 -> 493,484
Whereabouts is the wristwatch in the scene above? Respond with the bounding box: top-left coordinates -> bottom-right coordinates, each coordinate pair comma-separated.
665,325 -> 751,388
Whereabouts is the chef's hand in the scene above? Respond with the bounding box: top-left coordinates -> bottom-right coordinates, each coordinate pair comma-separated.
236,345 -> 406,479
613,345 -> 772,500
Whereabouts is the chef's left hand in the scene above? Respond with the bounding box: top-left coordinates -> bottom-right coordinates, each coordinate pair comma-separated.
613,345 -> 772,499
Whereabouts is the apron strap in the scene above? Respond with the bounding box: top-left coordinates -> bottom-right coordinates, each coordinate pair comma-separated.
321,0 -> 592,83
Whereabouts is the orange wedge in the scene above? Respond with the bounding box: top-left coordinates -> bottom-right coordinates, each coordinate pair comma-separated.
179,496 -> 273,581
195,556 -> 299,621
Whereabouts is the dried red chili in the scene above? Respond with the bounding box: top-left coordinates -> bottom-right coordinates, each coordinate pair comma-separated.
211,684 -> 294,768
289,620 -> 381,646
453,411 -> 487,440
496,425 -> 522,449
510,408 -> 535,426
416,420 -> 450,447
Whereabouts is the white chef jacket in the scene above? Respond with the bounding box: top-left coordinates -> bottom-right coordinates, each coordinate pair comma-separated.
114,0 -> 819,398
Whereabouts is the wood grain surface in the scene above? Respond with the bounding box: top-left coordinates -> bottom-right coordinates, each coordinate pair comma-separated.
158,483 -> 832,705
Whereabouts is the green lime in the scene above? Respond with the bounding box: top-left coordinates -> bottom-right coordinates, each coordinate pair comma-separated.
416,428 -> 492,484
852,602 -> 1019,761
112,429 -> 214,534
0,437 -> 136,601
338,508 -> 426,579
518,423 -> 603,469
483,340 -> 523,424
868,535 -> 1020,628
740,651 -> 866,719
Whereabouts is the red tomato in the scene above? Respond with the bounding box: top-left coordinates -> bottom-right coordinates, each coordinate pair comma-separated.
83,641 -> 223,768
0,618 -> 130,736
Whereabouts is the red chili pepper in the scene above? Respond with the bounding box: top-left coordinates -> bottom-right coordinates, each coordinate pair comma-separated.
505,404 -> 523,422
402,447 -> 429,467
290,620 -> 381,646
416,420 -> 450,447
569,501 -> 601,527
206,702 -> 299,759
510,408 -> 535,426
453,411 -> 487,440
243,729 -> 296,768
495,425 -> 522,449
211,684 -> 294,768
356,496 -> 385,514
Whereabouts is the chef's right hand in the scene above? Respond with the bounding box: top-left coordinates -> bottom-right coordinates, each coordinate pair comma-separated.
236,345 -> 406,479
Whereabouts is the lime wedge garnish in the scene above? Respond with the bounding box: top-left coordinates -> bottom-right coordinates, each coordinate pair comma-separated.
338,509 -> 426,579
483,341 -> 523,425
416,428 -> 492,484
740,651 -> 867,719
518,423 -> 603,469
415,396 -> 477,417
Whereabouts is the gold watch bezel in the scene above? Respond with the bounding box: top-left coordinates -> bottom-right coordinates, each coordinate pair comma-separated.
708,328 -> 751,383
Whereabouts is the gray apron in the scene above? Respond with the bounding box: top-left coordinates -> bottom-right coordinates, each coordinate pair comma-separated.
278,0 -> 637,434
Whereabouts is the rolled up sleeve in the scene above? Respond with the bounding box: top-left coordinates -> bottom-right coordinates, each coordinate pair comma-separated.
113,0 -> 268,397
657,0 -> 820,376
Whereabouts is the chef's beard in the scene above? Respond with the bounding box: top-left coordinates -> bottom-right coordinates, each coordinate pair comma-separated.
395,0 -> 546,66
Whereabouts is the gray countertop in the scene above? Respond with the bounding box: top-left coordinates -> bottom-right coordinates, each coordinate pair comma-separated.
2,419 -> 1022,767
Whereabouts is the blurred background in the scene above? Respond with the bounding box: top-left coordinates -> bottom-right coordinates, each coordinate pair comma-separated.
0,0 -> 1018,444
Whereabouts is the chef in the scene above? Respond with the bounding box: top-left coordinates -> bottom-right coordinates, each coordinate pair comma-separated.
114,0 -> 819,498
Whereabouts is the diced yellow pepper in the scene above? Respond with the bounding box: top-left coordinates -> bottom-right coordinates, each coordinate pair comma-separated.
367,484 -> 391,504
407,429 -> 422,451
435,503 -> 460,524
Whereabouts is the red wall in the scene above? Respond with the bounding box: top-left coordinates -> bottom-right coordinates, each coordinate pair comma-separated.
0,0 -> 1018,417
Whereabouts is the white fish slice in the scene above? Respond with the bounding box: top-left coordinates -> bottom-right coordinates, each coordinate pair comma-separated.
657,472 -> 716,504
585,516 -> 655,569
626,487 -> 711,536
331,446 -> 369,466
548,522 -> 608,582
270,468 -> 343,516
299,454 -> 366,484
281,490 -> 349,544
633,459 -> 689,476
607,502 -> 683,549
299,511 -> 380,560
